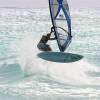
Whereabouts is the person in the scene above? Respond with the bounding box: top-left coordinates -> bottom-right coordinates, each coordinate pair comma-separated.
37,33 -> 52,51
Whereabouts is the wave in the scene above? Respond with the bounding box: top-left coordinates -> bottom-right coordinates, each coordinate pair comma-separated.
15,35 -> 100,86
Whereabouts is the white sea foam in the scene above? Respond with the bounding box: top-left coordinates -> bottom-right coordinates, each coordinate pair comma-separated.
16,36 -> 100,86
0,8 -> 100,100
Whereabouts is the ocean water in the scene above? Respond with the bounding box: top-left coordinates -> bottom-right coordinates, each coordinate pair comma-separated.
0,8 -> 100,100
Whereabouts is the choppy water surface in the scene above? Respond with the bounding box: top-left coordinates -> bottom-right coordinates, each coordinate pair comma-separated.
0,8 -> 100,100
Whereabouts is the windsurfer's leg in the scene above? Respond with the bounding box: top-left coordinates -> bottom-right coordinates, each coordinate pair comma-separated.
37,43 -> 52,51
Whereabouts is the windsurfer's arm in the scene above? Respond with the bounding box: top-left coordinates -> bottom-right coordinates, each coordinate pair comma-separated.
39,33 -> 51,44
39,27 -> 55,44
47,32 -> 56,40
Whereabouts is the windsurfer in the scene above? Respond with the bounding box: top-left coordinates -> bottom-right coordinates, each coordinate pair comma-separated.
37,33 -> 52,51
37,27 -> 55,51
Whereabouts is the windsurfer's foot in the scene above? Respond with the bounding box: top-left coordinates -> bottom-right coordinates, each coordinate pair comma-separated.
37,43 -> 52,51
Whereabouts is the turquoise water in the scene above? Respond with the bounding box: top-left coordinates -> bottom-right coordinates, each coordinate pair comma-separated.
0,8 -> 100,100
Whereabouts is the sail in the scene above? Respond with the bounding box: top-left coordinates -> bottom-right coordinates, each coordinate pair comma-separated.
49,0 -> 72,52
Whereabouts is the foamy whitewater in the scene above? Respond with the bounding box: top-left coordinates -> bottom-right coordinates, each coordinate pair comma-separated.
0,8 -> 100,100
